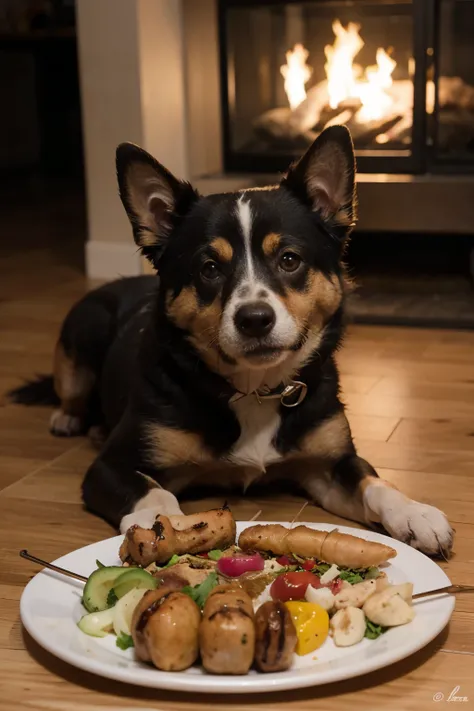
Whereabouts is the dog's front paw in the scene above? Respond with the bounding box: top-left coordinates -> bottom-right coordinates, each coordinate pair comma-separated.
119,488 -> 183,534
50,409 -> 84,437
364,486 -> 454,557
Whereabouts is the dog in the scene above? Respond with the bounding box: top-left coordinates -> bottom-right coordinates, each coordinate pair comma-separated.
10,126 -> 453,557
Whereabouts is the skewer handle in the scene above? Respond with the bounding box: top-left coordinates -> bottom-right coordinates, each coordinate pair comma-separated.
19,549 -> 88,583
413,584 -> 474,599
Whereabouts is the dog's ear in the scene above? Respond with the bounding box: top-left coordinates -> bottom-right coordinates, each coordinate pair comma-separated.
282,125 -> 356,231
116,143 -> 198,261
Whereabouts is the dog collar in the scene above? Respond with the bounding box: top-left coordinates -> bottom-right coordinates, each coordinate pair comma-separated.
229,379 -> 308,408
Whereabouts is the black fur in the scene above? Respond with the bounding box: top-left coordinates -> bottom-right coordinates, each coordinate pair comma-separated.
8,375 -> 59,406
11,126 -> 376,529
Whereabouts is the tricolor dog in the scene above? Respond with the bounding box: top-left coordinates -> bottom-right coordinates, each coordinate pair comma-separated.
10,126 -> 453,557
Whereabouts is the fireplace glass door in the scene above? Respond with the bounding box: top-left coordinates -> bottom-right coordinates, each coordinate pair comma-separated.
219,0 -> 423,173
430,0 -> 474,169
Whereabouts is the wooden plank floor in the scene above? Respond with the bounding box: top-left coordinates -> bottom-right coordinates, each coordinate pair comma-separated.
1,250 -> 473,710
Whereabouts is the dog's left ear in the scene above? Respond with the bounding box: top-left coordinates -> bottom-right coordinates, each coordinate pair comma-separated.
282,125 -> 356,230
116,143 -> 198,261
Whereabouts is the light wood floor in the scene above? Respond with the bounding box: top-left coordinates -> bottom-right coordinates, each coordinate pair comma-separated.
1,248 -> 473,710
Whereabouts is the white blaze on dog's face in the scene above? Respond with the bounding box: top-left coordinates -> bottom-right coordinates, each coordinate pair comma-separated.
116,126 -> 356,378
217,194 -> 301,369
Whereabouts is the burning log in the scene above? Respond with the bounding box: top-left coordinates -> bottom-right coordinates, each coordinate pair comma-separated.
346,114 -> 404,147
252,22 -> 474,152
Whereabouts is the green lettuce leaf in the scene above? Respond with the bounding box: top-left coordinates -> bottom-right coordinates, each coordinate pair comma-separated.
164,554 -> 180,568
181,571 -> 218,608
364,620 -> 386,639
116,632 -> 134,650
207,549 -> 224,561
338,570 -> 364,585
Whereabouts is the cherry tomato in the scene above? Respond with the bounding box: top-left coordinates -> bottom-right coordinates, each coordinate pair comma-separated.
330,577 -> 343,595
302,559 -> 315,571
270,572 -> 322,601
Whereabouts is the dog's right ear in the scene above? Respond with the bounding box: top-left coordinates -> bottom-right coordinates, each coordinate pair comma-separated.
116,143 -> 199,261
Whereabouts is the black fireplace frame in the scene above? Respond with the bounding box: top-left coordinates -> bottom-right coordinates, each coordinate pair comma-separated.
218,0 -> 474,175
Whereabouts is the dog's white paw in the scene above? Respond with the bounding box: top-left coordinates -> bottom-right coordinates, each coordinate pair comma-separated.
119,488 -> 183,534
364,485 -> 454,557
50,409 -> 84,437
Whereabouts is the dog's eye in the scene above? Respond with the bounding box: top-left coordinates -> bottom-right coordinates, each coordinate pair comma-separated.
279,251 -> 302,273
201,260 -> 221,281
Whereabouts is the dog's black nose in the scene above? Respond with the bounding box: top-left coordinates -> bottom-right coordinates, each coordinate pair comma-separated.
234,302 -> 276,338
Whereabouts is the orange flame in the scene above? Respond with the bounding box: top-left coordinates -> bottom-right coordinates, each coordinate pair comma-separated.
280,44 -> 312,110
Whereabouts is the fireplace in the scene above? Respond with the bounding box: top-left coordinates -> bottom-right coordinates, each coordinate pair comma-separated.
218,0 -> 474,175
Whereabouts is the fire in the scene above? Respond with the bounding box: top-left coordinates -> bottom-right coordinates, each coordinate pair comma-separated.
283,21 -> 398,125
324,21 -> 364,110
280,44 -> 312,110
356,48 -> 397,122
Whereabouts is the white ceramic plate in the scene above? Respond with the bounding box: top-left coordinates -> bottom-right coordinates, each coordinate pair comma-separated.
20,521 -> 454,694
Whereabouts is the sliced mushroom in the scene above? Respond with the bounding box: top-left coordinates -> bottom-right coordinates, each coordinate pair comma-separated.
386,582 -> 413,602
363,586 -> 415,627
334,579 -> 378,610
330,606 -> 366,647
375,572 -> 389,593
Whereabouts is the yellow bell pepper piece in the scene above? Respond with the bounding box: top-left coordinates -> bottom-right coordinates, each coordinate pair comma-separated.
285,601 -> 329,656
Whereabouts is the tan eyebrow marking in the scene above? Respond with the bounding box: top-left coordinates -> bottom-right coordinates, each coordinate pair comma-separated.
210,237 -> 233,262
262,232 -> 281,256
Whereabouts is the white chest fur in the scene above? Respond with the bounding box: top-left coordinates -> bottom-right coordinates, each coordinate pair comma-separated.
227,394 -> 282,473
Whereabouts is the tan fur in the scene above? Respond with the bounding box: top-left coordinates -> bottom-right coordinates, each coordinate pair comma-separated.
210,237 -> 233,262
166,287 -> 199,331
53,341 -> 95,416
144,423 -> 213,468
283,271 -> 342,333
299,411 -> 352,460
262,232 -> 281,256
166,287 -> 224,368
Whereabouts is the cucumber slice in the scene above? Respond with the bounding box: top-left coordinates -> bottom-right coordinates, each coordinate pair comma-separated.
77,608 -> 115,637
82,566 -> 125,613
113,568 -> 158,600
113,587 -> 147,636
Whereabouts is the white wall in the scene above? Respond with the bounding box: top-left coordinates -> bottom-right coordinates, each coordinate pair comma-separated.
76,0 -> 188,279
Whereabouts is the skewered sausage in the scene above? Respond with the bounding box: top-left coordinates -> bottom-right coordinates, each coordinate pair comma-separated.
120,506 -> 236,566
239,524 -> 396,568
199,584 -> 255,674
131,584 -> 200,671
254,601 -> 297,672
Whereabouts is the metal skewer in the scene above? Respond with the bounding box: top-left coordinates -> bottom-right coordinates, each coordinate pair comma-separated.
18,549 -> 474,600
413,584 -> 474,600
19,549 -> 88,583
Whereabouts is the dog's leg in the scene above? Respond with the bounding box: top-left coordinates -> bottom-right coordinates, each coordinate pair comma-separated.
82,414 -> 185,530
297,412 -> 453,556
82,453 -> 184,531
51,341 -> 95,436
301,454 -> 453,556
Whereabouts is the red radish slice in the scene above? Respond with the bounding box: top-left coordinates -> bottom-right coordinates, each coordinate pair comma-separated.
217,553 -> 264,577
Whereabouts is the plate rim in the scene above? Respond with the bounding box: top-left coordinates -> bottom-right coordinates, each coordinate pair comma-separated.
20,521 -> 455,694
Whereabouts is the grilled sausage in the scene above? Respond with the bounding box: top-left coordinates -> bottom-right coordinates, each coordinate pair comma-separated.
120,506 -> 236,566
199,584 -> 255,674
239,524 -> 396,568
254,601 -> 297,672
131,582 -> 200,671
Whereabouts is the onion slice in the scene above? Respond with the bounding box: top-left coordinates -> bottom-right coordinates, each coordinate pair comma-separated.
217,553 -> 264,577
